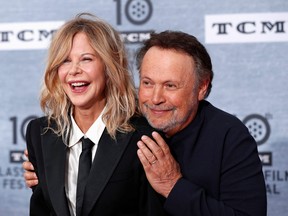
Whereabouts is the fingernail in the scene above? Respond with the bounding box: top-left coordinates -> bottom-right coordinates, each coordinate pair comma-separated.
152,131 -> 157,136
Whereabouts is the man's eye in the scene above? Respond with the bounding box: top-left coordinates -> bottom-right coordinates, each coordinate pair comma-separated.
143,81 -> 151,85
166,83 -> 177,89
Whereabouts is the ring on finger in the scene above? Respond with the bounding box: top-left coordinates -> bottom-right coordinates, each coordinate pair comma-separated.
151,160 -> 157,165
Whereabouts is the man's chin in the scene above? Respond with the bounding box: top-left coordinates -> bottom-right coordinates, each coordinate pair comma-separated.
146,118 -> 168,131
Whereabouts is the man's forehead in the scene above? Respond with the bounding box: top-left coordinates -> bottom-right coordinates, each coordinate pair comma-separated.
140,70 -> 194,88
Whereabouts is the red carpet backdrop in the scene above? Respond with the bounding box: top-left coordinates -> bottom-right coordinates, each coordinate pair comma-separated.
0,0 -> 287,215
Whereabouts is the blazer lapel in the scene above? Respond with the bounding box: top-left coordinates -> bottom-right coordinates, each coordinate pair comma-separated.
82,129 -> 133,216
42,129 -> 70,216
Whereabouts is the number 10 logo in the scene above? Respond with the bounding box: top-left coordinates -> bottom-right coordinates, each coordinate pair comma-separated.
114,0 -> 153,25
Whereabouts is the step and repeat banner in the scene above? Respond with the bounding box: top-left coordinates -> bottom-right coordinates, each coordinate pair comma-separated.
0,0 -> 287,215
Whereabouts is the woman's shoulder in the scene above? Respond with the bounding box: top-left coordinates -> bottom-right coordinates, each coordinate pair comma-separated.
129,115 -> 154,134
28,117 -> 59,133
28,116 -> 49,127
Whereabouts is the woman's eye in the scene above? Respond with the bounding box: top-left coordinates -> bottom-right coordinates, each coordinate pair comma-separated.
62,59 -> 71,64
82,56 -> 93,62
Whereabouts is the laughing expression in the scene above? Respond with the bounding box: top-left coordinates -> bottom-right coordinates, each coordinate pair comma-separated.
58,32 -> 106,113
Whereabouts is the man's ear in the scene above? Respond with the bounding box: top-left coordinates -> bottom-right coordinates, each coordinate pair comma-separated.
198,80 -> 209,100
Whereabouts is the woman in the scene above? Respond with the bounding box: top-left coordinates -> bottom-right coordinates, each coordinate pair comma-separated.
26,13 -> 165,216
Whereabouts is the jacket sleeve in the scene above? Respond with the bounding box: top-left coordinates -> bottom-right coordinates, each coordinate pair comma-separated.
26,119 -> 38,192
26,119 -> 53,216
163,124 -> 267,216
133,118 -> 168,216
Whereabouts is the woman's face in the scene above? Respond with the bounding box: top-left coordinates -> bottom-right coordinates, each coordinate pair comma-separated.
58,32 -> 106,113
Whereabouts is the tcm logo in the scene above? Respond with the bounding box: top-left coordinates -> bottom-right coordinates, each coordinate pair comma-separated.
114,0 -> 154,44
242,113 -> 272,166
114,0 -> 153,25
243,114 -> 271,145
10,150 -> 26,163
259,152 -> 272,166
0,21 -> 64,50
120,30 -> 153,44
205,12 -> 288,43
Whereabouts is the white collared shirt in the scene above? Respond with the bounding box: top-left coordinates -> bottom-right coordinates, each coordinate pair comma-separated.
65,110 -> 106,216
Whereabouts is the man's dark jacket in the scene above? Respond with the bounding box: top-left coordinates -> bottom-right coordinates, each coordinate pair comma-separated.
164,100 -> 267,216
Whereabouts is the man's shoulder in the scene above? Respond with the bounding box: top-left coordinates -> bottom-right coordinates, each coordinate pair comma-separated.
201,100 -> 244,127
199,101 -> 254,145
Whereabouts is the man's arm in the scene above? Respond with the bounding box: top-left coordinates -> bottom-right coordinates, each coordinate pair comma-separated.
137,131 -> 182,198
137,131 -> 267,216
22,149 -> 39,187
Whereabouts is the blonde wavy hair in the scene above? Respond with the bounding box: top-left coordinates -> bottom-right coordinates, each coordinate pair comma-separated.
40,13 -> 137,141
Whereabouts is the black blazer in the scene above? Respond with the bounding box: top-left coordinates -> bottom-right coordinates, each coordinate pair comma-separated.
26,116 -> 166,216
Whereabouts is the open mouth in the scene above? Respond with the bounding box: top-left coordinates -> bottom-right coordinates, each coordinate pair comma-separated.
70,82 -> 89,89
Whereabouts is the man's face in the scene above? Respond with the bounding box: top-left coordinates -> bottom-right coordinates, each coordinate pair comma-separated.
138,47 -> 207,137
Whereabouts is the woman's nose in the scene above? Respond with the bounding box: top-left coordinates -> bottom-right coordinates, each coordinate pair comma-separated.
68,62 -> 81,75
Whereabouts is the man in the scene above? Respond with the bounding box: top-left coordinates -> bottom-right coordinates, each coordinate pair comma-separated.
23,31 -> 267,215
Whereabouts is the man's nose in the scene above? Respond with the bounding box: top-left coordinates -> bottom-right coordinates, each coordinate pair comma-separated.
151,86 -> 165,104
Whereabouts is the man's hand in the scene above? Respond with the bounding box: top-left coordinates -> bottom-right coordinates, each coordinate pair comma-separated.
22,149 -> 38,188
137,131 -> 182,198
